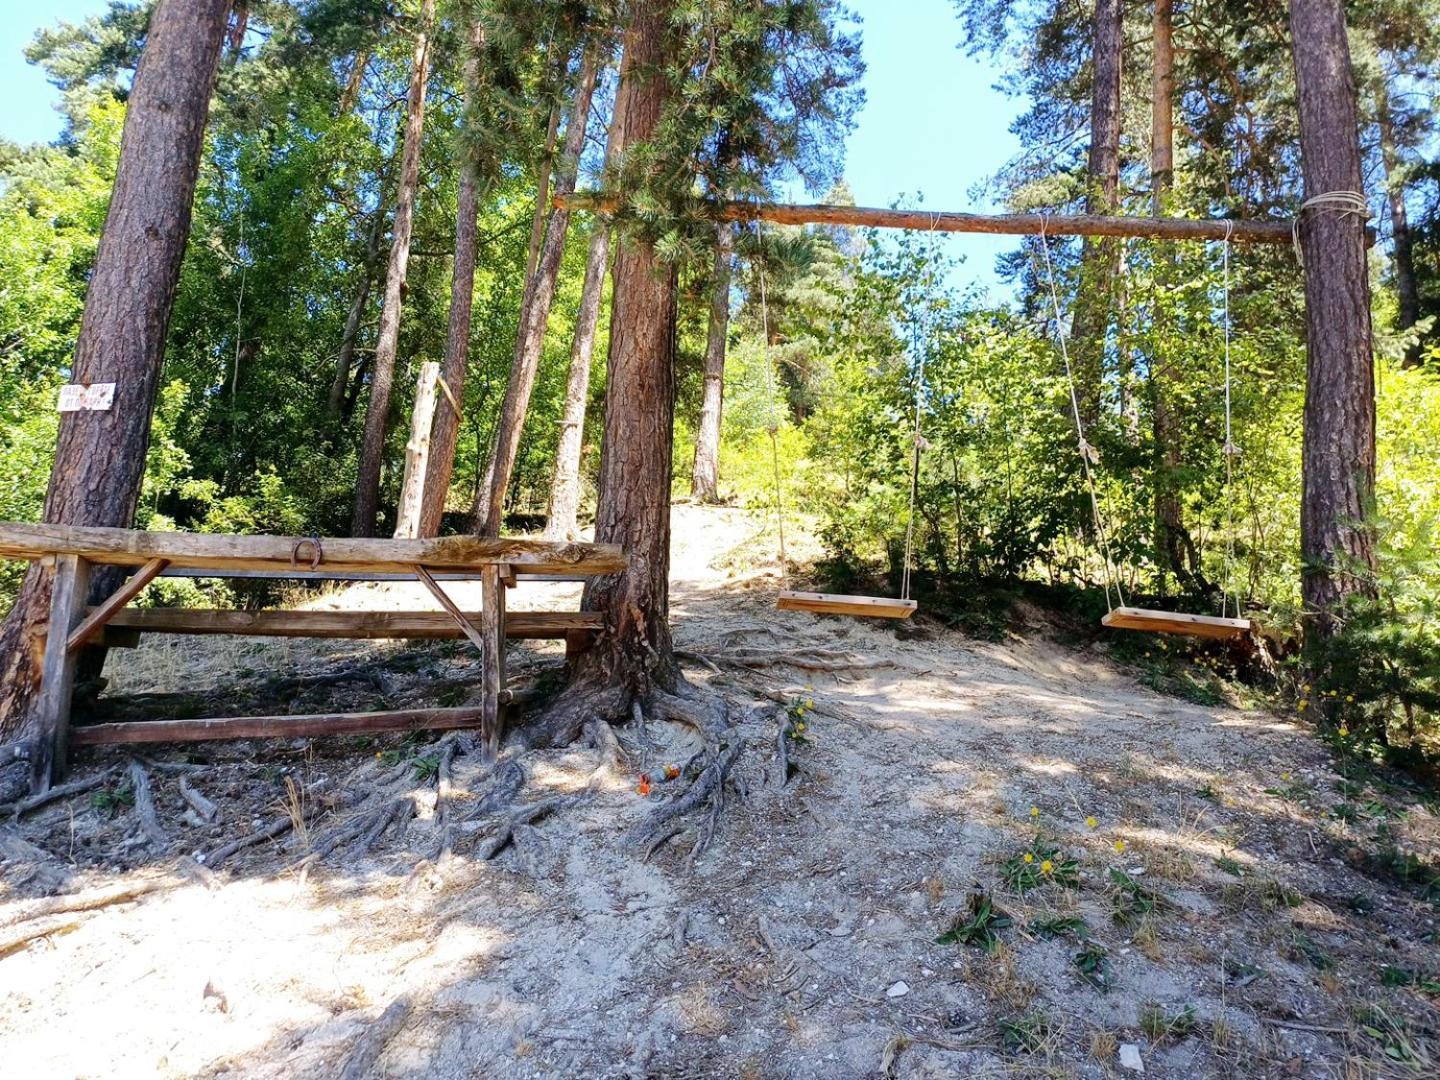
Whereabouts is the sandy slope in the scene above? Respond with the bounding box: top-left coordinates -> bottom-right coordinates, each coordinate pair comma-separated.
1,505 -> 1436,1078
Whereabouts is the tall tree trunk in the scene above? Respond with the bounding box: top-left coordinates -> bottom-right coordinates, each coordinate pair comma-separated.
351,0 -> 435,537
527,103 -> 562,287
690,221 -> 734,502
475,46 -> 602,537
544,62 -> 631,542
0,0 -> 233,742
417,16 -> 488,538
1377,90 -> 1422,366
326,198 -> 387,420
1149,0 -> 1194,595
1288,0 -> 1378,683
1070,0 -> 1123,429
570,0 -> 681,702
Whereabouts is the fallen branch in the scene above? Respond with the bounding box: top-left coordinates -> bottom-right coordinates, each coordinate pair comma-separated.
3,767 -> 117,820
0,916 -> 82,959
128,759 -> 168,849
774,711 -> 794,789
338,994 -> 414,1080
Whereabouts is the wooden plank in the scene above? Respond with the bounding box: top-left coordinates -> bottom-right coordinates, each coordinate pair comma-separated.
558,193 -> 1298,245
776,591 -> 918,620
66,557 -> 168,652
70,706 -> 494,746
478,563 -> 506,762
99,608 -> 603,641
1101,606 -> 1251,640
30,554 -> 92,793
157,569 -> 590,582
0,522 -> 626,577
413,564 -> 488,656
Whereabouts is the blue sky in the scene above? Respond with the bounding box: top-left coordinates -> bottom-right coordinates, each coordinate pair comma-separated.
0,0 -> 1023,291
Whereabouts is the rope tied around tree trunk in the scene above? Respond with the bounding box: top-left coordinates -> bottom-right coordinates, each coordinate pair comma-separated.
1291,190 -> 1370,267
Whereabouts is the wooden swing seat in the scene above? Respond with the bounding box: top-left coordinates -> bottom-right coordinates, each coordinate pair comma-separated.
1101,606 -> 1251,641
776,590 -> 918,620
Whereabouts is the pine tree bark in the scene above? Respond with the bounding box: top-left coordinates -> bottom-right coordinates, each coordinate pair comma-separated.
475,46 -> 602,537
351,0 -> 435,537
1070,0 -> 1123,429
690,221 -> 734,502
571,0 -> 682,699
1288,0 -> 1378,649
1377,90 -> 1421,366
327,197 -> 387,420
1148,0 -> 1195,594
417,16 -> 487,538
0,0 -> 233,740
544,62 -> 631,542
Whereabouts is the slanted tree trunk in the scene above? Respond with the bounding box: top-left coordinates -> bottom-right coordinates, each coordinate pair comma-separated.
1070,0 -> 1123,429
0,0 -> 233,741
1148,0 -> 1195,595
418,16 -> 488,538
540,0 -> 681,735
544,62 -> 631,542
1377,89 -> 1422,366
690,221 -> 735,503
351,0 -> 435,537
327,197 -> 387,420
1288,0 -> 1378,678
527,102 -> 563,288
475,46 -> 602,537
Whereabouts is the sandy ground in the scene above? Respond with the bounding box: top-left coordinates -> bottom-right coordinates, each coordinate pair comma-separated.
1,504 -> 1437,1078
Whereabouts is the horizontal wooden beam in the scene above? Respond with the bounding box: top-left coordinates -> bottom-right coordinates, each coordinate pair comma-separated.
0,522 -> 625,577
69,704 -> 534,747
155,569 -> 589,582
99,608 -> 603,641
556,192 -> 1298,245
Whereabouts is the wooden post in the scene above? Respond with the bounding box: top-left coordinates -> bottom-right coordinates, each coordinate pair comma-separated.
478,562 -> 506,761
394,361 -> 441,539
30,554 -> 92,793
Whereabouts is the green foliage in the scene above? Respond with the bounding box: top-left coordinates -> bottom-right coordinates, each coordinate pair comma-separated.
936,889 -> 1013,952
999,836 -> 1079,893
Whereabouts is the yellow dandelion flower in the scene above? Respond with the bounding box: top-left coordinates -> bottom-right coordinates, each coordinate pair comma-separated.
1298,699 -> 1309,710
1041,860 -> 1054,874
1114,840 -> 1127,853
1338,726 -> 1349,737
805,698 -> 815,709
1030,806 -> 1040,819
1344,695 -> 1354,704
1023,852 -> 1034,864
1280,771 -> 1290,781
1085,816 -> 1098,829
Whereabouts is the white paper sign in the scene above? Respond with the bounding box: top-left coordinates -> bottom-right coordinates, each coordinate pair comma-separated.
57,383 -> 116,413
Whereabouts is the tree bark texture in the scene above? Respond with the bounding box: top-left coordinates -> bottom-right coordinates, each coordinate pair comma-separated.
351,0 -> 435,537
418,16 -> 487,537
1070,0 -> 1124,430
393,361 -> 440,538
690,221 -> 734,502
327,197 -> 387,420
1288,0 -> 1378,641
574,0 -> 682,695
1148,0 -> 1194,593
544,59 -> 632,542
1377,92 -> 1421,366
0,0 -> 233,740
476,46 -> 601,538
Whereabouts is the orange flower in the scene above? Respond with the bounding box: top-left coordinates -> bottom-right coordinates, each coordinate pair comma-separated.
637,775 -> 652,797
664,764 -> 680,781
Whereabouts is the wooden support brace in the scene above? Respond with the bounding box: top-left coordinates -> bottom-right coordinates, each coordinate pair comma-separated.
67,558 -> 168,652
30,554 -> 92,793
478,563 -> 506,762
412,565 -> 489,656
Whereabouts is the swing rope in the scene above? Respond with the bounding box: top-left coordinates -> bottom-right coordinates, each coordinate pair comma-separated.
1035,220 -> 1126,612
900,318 -> 926,603
1220,222 -> 1241,619
756,221 -> 789,588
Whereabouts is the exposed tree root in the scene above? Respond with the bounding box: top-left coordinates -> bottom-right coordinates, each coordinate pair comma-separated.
628,740 -> 741,863
127,759 -> 168,849
697,649 -> 896,674
471,792 -> 588,861
1,876 -> 173,928
352,795 -> 414,857
3,767 -> 118,821
177,775 -> 218,823
205,813 -> 294,869
525,683 -> 629,749
338,994 -> 414,1080
773,711 -> 794,789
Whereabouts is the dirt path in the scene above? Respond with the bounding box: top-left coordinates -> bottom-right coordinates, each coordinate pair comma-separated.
2,506 -> 1436,1078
